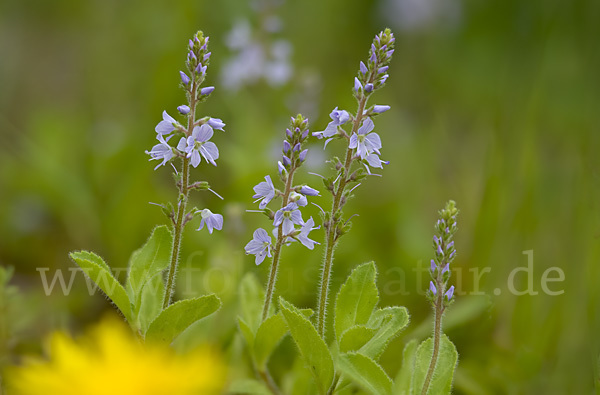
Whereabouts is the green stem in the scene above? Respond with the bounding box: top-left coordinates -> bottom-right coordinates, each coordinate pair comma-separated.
316,95 -> 368,338
162,78 -> 197,309
162,157 -> 190,309
262,167 -> 296,321
421,279 -> 445,395
258,369 -> 283,395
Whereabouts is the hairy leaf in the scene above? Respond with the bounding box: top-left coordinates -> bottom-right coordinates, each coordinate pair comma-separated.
338,352 -> 392,395
392,339 -> 418,395
280,298 -> 334,395
361,306 -> 410,359
145,294 -> 221,343
411,335 -> 458,395
339,325 -> 377,353
126,226 -> 172,312
335,262 -> 379,343
70,251 -> 131,321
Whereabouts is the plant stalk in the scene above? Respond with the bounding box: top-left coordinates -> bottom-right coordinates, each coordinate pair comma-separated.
262,167 -> 297,321
421,278 -> 445,395
162,79 -> 197,309
316,95 -> 367,338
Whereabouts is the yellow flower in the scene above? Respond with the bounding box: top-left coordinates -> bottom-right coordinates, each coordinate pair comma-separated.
7,316 -> 226,395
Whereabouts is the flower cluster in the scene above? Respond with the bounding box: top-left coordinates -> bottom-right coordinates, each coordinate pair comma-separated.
313,29 -> 395,174
145,31 -> 224,235
244,115 -> 320,265
428,200 -> 459,304
147,32 -> 225,171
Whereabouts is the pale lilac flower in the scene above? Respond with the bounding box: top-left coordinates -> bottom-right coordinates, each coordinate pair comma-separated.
283,140 -> 291,153
197,209 -> 223,234
177,124 -> 219,167
349,117 -> 382,159
208,118 -> 225,131
273,202 -> 304,236
300,185 -> 319,196
178,105 -> 190,115
200,86 -> 215,95
430,259 -> 436,272
244,228 -> 272,265
364,153 -> 390,174
445,285 -> 455,301
429,281 -> 437,295
313,107 -> 350,141
146,135 -> 174,170
155,111 -> 179,135
297,217 -> 319,250
180,71 -> 190,85
282,155 -> 291,166
277,161 -> 286,175
373,105 -> 391,113
365,83 -> 374,93
442,263 -> 450,273
354,77 -> 362,92
289,192 -> 308,207
253,175 -> 276,209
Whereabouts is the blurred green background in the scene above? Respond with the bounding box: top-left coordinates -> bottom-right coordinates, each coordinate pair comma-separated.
1,0 -> 599,393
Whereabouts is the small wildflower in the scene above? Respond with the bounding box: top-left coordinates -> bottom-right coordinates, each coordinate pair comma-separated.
146,135 -> 174,170
244,228 -> 272,265
197,209 -> 223,234
273,202 -> 304,236
208,118 -> 225,131
313,107 -> 350,140
155,111 -> 179,135
177,124 -> 219,167
253,175 -> 276,209
299,185 -> 320,196
296,217 -> 319,250
349,117 -> 382,160
177,105 -> 190,115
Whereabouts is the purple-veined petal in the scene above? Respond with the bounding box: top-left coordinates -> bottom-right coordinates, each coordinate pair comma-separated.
357,117 -> 374,135
349,134 -> 358,149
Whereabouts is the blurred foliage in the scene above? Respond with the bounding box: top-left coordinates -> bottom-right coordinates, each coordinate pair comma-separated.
0,0 -> 599,393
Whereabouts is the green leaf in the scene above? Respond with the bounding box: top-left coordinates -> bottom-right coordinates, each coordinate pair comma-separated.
361,306 -> 410,360
145,294 -> 221,343
126,225 -> 172,308
411,335 -> 458,395
69,251 -> 132,321
240,273 -> 265,332
339,325 -> 377,353
392,339 -> 418,395
338,352 -> 392,395
280,298 -> 334,395
238,317 -> 255,349
229,379 -> 271,395
254,308 -> 314,370
137,273 -> 165,333
335,262 -> 379,343
254,313 -> 287,370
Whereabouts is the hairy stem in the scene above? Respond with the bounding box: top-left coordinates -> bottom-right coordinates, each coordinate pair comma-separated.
316,95 -> 367,338
262,167 -> 297,321
258,369 -> 283,395
163,79 -> 197,309
421,279 -> 445,395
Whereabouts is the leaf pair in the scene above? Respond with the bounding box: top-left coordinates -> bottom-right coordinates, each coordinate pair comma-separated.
279,262 -> 410,395
70,225 -> 220,344
333,262 -> 409,395
237,274 -> 313,372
